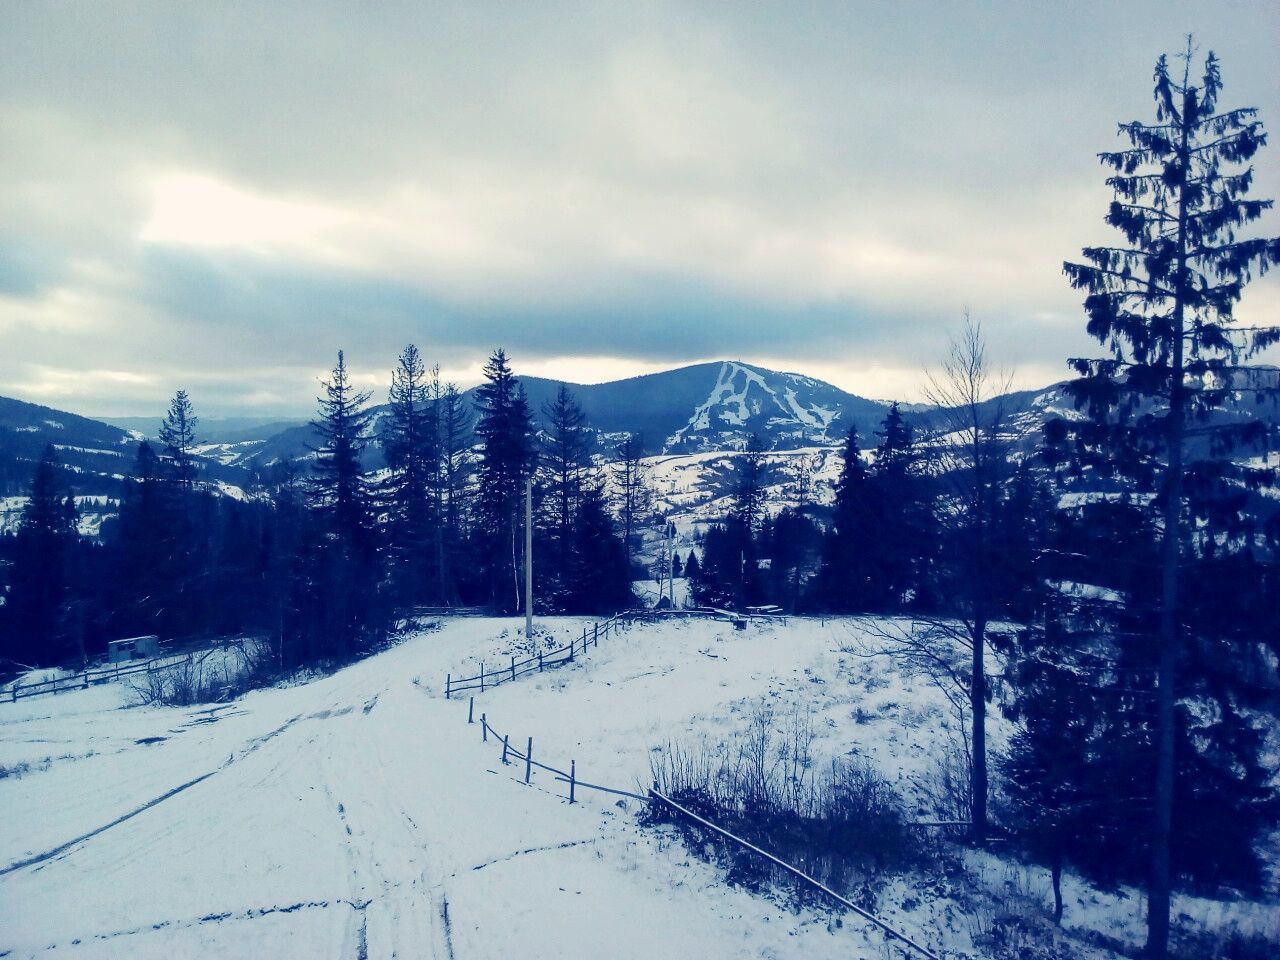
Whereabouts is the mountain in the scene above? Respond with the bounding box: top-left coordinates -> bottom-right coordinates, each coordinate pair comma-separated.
0,396 -> 144,498
0,396 -> 257,535
524,361 -> 891,454
207,360 -> 901,470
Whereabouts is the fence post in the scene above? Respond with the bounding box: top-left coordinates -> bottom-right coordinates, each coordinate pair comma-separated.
482,714 -> 488,742
446,673 -> 452,700
480,661 -> 485,693
468,696 -> 474,724
582,627 -> 588,651
511,655 -> 516,681
538,651 -> 544,672
569,760 -> 576,804
593,623 -> 598,648
501,734 -> 509,764
525,737 -> 533,784
568,639 -> 575,662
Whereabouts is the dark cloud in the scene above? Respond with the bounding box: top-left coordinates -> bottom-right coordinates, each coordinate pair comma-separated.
1,2 -> 1277,415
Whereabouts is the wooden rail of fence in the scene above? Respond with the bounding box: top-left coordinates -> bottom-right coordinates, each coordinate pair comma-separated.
4,635 -> 268,704
5,651 -> 198,703
467,703 -> 647,805
649,789 -> 941,960
445,614 -> 627,699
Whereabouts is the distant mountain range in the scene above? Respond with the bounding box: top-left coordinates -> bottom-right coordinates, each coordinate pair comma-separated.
4,360 -> 1277,532
59,361 -> 908,474
100,361 -> 922,472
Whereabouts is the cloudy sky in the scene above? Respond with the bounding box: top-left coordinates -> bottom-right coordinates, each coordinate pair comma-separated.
2,2 -> 1278,417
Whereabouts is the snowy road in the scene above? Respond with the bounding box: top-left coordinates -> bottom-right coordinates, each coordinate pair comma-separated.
0,617 -> 882,960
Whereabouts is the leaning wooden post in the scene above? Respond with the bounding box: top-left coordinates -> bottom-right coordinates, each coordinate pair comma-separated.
569,760 -> 576,804
525,737 -> 533,784
501,734 -> 510,764
467,696 -> 474,724
481,714 -> 488,742
446,673 -> 452,699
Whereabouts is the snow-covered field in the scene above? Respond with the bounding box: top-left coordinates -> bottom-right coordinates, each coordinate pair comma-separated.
1,617 -> 1273,959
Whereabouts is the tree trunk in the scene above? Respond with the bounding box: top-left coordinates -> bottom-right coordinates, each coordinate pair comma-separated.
970,616 -> 988,844
1147,90 -> 1191,960
1051,850 -> 1064,925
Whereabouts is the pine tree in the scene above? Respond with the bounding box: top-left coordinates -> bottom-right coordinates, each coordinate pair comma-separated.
682,549 -> 700,583
1062,42 -> 1280,956
816,425 -> 874,610
563,477 -> 633,613
382,345 -> 438,605
437,381 -> 470,604
868,402 -> 931,608
733,433 -> 767,537
111,440 -> 176,638
611,433 -> 651,572
541,384 -> 591,601
159,389 -> 200,491
3,448 -> 79,666
473,349 -> 535,612
310,351 -> 375,539
1002,624 -> 1103,925
305,351 -> 382,658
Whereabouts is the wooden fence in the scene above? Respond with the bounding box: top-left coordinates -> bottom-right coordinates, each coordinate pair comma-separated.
5,651 -> 198,702
4,634 -> 267,703
467,704 -> 646,805
445,613 -> 627,699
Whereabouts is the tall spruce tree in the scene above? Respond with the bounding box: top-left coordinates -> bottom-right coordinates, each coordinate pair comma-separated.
541,384 -> 591,603
1062,42 -> 1280,957
306,351 -> 382,658
112,440 -> 175,638
733,433 -> 767,537
382,345 -> 438,605
3,448 -> 79,666
611,433 -> 651,572
437,381 -> 470,604
159,389 -> 199,491
310,351 -> 375,538
473,349 -> 534,613
869,402 -> 930,608
816,425 -> 874,610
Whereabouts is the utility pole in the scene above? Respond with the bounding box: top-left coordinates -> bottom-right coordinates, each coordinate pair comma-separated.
524,475 -> 533,638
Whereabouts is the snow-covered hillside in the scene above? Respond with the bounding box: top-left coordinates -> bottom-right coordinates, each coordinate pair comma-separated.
664,362 -> 860,452
2,617 -> 1271,959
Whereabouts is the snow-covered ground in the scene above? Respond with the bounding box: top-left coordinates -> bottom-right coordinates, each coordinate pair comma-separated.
1,617 -> 1274,959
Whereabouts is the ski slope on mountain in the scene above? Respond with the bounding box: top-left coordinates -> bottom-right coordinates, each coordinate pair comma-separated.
1,617 -> 1273,959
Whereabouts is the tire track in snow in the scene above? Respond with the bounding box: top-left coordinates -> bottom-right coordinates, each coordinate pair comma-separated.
0,769 -> 219,877
22,897 -> 373,953
467,838 -> 598,874
3,704 -> 348,879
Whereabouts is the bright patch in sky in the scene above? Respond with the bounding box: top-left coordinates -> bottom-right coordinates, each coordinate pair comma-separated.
140,173 -> 347,255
